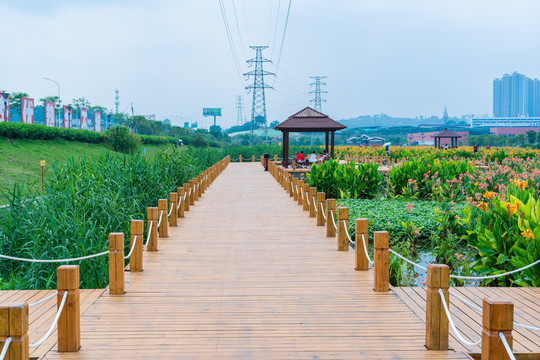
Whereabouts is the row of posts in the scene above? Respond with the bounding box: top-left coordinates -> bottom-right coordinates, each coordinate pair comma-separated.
0,156 -> 230,359
269,162 -> 516,360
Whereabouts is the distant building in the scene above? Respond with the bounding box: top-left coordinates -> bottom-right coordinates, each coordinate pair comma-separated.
442,106 -> 449,124
468,117 -> 540,127
493,72 -> 540,117
184,122 -> 190,128
143,114 -> 156,121
162,118 -> 171,125
490,127 -> 540,136
346,135 -> 385,147
408,131 -> 469,146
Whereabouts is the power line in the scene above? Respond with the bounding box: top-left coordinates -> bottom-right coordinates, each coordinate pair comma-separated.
309,76 -> 327,112
231,0 -> 247,61
218,0 -> 245,86
273,0 -> 292,84
271,0 -> 282,59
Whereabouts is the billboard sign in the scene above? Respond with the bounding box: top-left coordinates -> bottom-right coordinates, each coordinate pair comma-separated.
0,93 -> 9,122
63,106 -> 72,128
44,101 -> 55,127
203,108 -> 222,116
94,111 -> 101,132
21,97 -> 35,124
80,109 -> 88,130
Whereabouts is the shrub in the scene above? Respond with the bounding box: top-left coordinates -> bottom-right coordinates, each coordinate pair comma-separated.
107,126 -> 141,154
191,133 -> 209,148
0,122 -> 106,143
140,135 -> 178,145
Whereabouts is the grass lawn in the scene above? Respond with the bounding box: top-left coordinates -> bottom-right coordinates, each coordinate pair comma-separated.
0,138 -> 165,202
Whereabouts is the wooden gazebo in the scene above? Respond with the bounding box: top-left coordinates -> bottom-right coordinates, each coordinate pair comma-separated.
433,128 -> 462,149
274,107 -> 346,168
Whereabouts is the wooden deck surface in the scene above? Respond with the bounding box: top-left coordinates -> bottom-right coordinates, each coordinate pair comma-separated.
11,162 -> 528,359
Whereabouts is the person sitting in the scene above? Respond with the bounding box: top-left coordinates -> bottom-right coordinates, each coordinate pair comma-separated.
322,150 -> 329,162
297,151 -> 305,162
308,151 -> 318,163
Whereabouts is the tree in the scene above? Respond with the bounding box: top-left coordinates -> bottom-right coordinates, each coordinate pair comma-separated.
526,130 -> 537,144
269,120 -> 279,128
71,97 -> 91,116
39,95 -> 62,112
516,134 -> 527,145
8,92 -> 29,113
191,133 -> 209,148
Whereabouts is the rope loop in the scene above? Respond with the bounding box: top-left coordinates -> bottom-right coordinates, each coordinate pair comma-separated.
438,288 -> 481,347
124,235 -> 138,259
29,290 -> 69,348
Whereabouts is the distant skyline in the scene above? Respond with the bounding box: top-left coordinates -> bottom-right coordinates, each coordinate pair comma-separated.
1,0 -> 540,129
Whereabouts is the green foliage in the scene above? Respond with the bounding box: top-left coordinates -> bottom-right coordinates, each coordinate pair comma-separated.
0,122 -> 106,143
462,184 -> 540,286
191,133 -> 209,148
308,160 -> 381,199
0,147 -> 224,289
140,135 -> 177,145
107,126 -> 141,154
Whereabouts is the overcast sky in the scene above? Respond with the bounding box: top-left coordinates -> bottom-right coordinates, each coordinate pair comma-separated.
1,0 -> 539,128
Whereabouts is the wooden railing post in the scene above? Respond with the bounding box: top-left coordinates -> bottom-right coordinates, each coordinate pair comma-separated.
108,233 -> 125,295
260,155 -> 263,165
374,231 -> 389,292
293,178 -> 298,201
355,219 -> 369,270
177,187 -> 185,218
0,302 -> 29,359
482,298 -> 514,360
239,155 -> 242,163
147,207 -> 158,251
188,180 -> 195,206
337,207 -> 349,251
316,192 -> 325,226
192,177 -> 199,202
169,193 -> 178,227
292,159 -> 296,170
425,264 -> 450,350
57,265 -> 80,352
252,154 -> 255,162
197,176 -> 202,198
183,184 -> 190,211
274,154 -> 278,162
326,199 -> 336,237
302,184 -> 310,211
297,180 -> 304,205
157,199 -> 169,238
129,220 -> 143,272
309,187 -> 317,218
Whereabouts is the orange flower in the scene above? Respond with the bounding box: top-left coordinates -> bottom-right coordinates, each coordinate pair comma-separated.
521,229 -> 535,240
483,191 -> 494,199
506,203 -> 518,216
477,201 -> 488,211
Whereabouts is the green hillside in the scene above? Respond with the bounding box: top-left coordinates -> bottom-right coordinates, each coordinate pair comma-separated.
0,138 -> 164,202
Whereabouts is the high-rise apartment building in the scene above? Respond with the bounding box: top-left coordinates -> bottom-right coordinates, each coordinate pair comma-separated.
493,72 -> 540,117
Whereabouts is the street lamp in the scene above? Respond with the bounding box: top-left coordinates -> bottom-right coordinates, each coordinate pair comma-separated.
44,77 -> 61,126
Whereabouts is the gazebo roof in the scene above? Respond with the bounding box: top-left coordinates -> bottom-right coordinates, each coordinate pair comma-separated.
274,107 -> 346,132
433,128 -> 462,138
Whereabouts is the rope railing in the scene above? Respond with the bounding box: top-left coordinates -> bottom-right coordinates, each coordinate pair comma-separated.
167,203 -> 173,218
361,233 -> 374,266
177,199 -> 181,211
313,196 -> 318,214
330,210 -> 337,230
438,288 -> 481,347
29,290 -> 69,348
388,249 -> 428,271
157,210 -> 164,228
0,250 -> 108,263
29,292 -> 58,308
321,202 -> 327,221
499,331 -> 517,360
0,337 -> 12,360
143,220 -> 153,249
342,220 -> 353,246
449,258 -> 540,280
124,235 -> 138,259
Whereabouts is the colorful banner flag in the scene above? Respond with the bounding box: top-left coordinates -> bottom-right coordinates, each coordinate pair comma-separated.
94,111 -> 101,132
63,106 -> 72,128
80,109 -> 88,130
0,92 -> 10,122
21,97 -> 35,124
44,101 -> 55,127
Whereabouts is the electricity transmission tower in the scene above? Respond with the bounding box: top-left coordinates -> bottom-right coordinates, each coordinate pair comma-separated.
244,46 -> 275,143
115,89 -> 120,114
235,95 -> 244,126
309,76 -> 327,112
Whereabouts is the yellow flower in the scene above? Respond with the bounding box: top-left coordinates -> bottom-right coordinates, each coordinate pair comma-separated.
521,229 -> 535,240
483,191 -> 494,199
477,201 -> 488,212
514,200 -> 523,208
506,203 -> 518,216
520,180 -> 528,190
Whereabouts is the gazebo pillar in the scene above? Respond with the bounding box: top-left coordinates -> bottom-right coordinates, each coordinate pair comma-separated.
331,131 -> 335,158
325,132 -> 329,153
282,131 -> 290,168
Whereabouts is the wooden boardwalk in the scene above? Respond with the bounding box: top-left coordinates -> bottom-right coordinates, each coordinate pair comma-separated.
25,162 -> 534,359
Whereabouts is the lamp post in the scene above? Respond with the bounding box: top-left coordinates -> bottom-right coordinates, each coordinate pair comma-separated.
44,77 -> 60,126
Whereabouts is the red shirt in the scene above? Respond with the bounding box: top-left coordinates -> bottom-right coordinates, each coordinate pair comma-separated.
297,153 -> 305,161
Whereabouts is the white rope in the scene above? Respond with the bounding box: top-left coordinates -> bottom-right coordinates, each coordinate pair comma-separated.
499,331 -> 517,360
330,210 -> 338,230
342,220 -> 353,244
439,288 -> 481,346
361,233 -> 374,265
124,235 -> 138,259
514,322 -> 540,331
168,203 -> 173,218
313,197 -> 318,214
0,337 -> 12,360
449,258 -> 540,280
177,199 -> 181,211
29,292 -> 58,308
157,210 -> 164,228
29,290 -> 69,348
305,193 -> 310,207
144,220 -> 153,248
449,290 -> 481,312
0,250 -> 108,263
389,249 -> 428,271
321,202 -> 327,221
